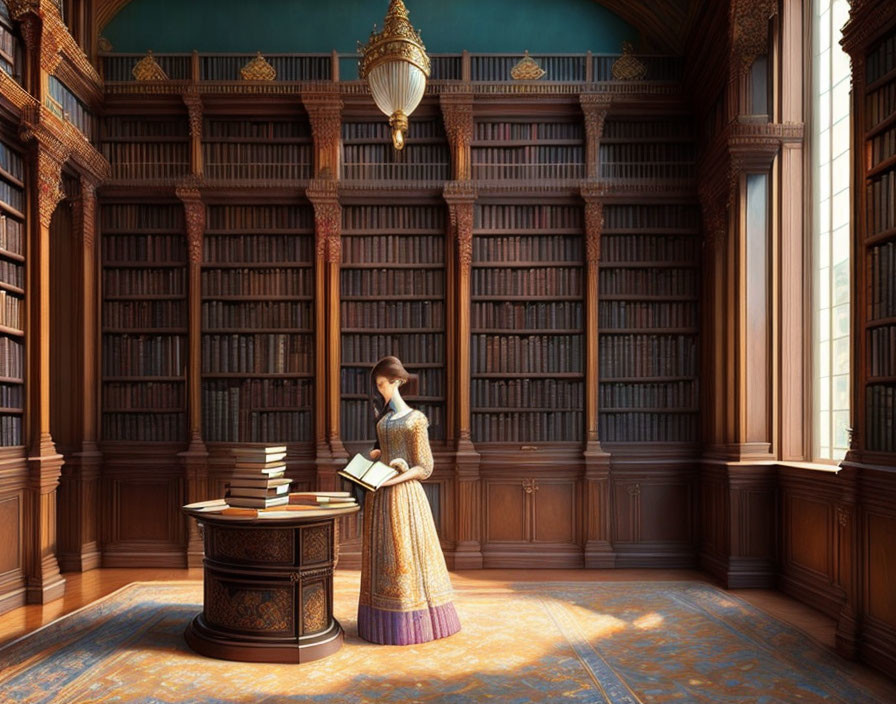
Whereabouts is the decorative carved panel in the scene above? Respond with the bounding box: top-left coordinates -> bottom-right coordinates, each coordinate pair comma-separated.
212,528 -> 293,564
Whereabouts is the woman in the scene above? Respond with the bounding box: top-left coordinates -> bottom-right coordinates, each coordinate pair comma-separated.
357,355 -> 461,645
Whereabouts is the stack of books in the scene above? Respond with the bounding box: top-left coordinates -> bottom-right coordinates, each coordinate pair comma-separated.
226,445 -> 290,508
288,491 -> 357,509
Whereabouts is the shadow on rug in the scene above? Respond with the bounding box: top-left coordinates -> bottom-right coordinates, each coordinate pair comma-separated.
0,577 -> 887,703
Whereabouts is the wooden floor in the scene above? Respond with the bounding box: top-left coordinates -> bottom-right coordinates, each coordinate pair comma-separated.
2,566 -> 895,699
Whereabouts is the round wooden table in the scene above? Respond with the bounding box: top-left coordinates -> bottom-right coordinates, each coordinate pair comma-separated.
182,502 -> 359,663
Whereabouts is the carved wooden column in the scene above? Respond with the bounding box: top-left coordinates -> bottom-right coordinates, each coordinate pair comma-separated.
580,94 -> 610,181
581,190 -> 613,567
183,90 -> 203,176
177,187 -> 209,567
23,135 -> 69,602
307,179 -> 345,485
444,181 -> 481,569
303,89 -> 343,179
440,92 -> 473,444
59,175 -> 101,572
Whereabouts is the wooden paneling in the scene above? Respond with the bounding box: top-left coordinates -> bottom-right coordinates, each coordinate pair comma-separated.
866,511 -> 896,627
0,494 -> 21,574
785,495 -> 830,577
486,480 -> 527,544
533,481 -> 576,544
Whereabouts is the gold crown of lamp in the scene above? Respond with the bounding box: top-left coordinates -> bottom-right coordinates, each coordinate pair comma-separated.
358,0 -> 431,150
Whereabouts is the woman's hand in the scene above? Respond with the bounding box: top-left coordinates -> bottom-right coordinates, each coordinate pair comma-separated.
380,465 -> 424,486
389,458 -> 409,473
370,449 -> 381,460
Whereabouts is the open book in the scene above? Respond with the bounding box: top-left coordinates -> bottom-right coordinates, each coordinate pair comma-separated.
337,453 -> 400,492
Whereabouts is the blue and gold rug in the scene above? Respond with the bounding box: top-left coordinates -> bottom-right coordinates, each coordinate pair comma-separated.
0,576 -> 887,703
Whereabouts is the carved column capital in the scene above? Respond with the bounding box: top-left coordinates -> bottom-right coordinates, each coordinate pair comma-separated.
307,179 -> 342,263
730,0 -> 778,75
580,93 -> 611,139
303,91 -> 343,178
183,90 -> 203,139
176,187 -> 205,264
34,144 -> 69,228
444,181 -> 476,270
439,93 -> 474,147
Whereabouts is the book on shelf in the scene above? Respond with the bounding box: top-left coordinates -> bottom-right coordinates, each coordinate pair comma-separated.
337,453 -> 399,492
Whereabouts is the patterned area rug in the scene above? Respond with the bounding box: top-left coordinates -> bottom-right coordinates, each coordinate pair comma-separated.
0,575 -> 887,703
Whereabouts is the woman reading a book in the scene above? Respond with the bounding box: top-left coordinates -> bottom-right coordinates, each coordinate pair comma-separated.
357,355 -> 461,645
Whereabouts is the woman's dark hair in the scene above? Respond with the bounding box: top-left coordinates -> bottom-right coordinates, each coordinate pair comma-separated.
369,355 -> 418,418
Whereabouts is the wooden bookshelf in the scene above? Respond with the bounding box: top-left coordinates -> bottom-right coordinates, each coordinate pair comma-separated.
600,118 -> 695,182
471,120 -> 585,182
0,139 -> 23,447
862,28 -> 896,455
471,203 -> 584,443
340,204 -> 446,444
101,204 -> 187,442
201,204 -> 315,443
202,118 -> 312,181
101,116 -> 190,181
599,204 -> 699,443
340,120 -> 449,182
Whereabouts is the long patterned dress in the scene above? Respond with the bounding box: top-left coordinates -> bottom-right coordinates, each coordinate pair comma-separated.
358,408 -> 461,644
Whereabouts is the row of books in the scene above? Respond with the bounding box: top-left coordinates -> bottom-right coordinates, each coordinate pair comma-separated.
0,381 -> 22,408
602,234 -> 699,262
342,143 -> 450,164
598,335 -> 697,377
472,145 -> 585,164
474,205 -> 583,231
49,76 -> 95,139
341,300 -> 443,329
341,268 -> 444,297
471,411 -> 583,443
472,301 -> 583,330
866,33 -> 896,85
602,119 -> 694,140
205,120 -> 311,140
0,336 -> 23,378
205,162 -> 314,181
600,162 -> 697,181
203,378 -> 313,407
202,333 -> 312,374
102,412 -> 185,442
473,235 -> 582,262
343,206 -> 445,231
101,142 -> 189,165
599,380 -> 697,408
340,366 -> 443,396
471,163 -> 586,180
208,205 -> 314,231
865,384 -> 895,453
204,236 -> 313,263
599,268 -> 696,296
104,300 -> 187,329
0,142 -> 23,180
0,415 -> 21,446
204,142 -> 312,165
108,162 -> 190,181
471,334 -> 583,374
0,290 -> 22,330
471,378 -> 584,409
472,267 -> 582,297
341,400 -> 443,442
203,300 -> 313,330
101,204 -> 183,231
0,23 -> 15,66
870,241 -> 896,318
102,335 -> 185,377
103,268 -> 185,296
201,268 -> 312,297
0,215 -> 24,255
473,121 -> 584,142
604,205 -> 699,230
0,181 -> 23,212
342,120 -> 444,142
869,325 -> 896,377
341,333 -> 444,364
103,381 -> 184,410
866,79 -> 896,131
599,301 -> 697,329
866,172 -> 896,236
342,163 -> 451,181
342,234 -> 444,264
600,142 -> 694,163
868,124 -> 896,169
598,413 -> 698,443
101,116 -> 188,139
103,234 -> 186,262
203,391 -> 311,443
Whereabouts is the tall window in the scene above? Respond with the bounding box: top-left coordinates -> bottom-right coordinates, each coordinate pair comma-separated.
813,0 -> 851,461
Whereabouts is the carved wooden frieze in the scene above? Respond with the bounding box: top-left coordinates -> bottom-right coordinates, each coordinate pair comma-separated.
212,527 -> 293,564
301,524 -> 330,564
302,581 -> 328,633
730,0 -> 778,74
206,578 -> 292,633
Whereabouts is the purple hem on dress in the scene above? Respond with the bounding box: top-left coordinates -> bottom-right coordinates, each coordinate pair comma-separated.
358,602 -> 461,645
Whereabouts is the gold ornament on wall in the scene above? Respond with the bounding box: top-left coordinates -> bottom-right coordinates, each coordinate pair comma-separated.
510,51 -> 546,80
358,0 -> 431,150
241,51 -> 277,81
132,50 -> 168,81
611,42 -> 647,81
